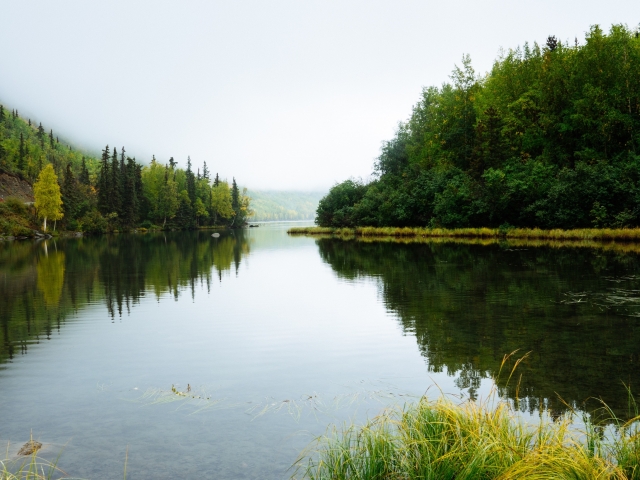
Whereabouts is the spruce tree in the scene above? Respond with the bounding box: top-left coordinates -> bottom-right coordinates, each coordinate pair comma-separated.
123,156 -> 138,227
202,161 -> 210,181
61,162 -> 80,221
49,130 -> 54,149
169,157 -> 177,170
119,147 -> 127,219
0,105 -> 4,121
109,148 -> 121,216
80,157 -> 90,185
214,173 -> 220,187
97,145 -> 111,214
28,119 -> 31,126
186,156 -> 196,204
18,133 -> 25,171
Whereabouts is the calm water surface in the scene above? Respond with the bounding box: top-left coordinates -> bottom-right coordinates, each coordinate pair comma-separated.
1,224 -> 640,479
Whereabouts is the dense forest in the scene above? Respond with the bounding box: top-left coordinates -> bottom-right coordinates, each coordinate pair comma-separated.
0,106 -> 251,234
317,25 -> 640,229
247,189 -> 325,222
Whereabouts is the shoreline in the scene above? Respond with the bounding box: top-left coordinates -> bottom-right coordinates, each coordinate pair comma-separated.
288,226 -> 640,242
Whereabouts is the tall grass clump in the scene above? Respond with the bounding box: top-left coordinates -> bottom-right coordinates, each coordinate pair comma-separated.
1,448 -> 65,480
296,393 -> 640,479
295,352 -> 640,480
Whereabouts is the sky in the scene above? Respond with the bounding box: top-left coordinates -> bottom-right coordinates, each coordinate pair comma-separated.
0,1 -> 638,190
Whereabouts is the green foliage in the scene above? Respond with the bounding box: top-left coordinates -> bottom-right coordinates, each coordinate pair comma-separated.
316,179 -> 368,227
33,164 -> 63,231
0,102 -> 251,232
317,25 -> 640,229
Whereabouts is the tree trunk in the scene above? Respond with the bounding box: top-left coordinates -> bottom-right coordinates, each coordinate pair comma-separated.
163,217 -> 167,229
43,216 -> 47,232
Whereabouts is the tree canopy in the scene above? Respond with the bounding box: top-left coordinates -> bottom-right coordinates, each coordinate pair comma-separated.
317,25 -> 640,229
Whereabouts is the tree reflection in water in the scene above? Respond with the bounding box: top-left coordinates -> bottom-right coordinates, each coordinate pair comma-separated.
0,231 -> 250,363
316,238 -> 640,419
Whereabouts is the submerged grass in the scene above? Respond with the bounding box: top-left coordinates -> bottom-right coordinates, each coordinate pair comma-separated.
294,355 -> 640,480
288,226 -> 640,242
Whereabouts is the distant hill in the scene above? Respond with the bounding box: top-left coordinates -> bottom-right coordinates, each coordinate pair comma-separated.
246,190 -> 325,222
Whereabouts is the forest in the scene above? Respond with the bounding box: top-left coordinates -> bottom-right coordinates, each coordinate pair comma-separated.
0,106 -> 251,234
317,25 -> 640,229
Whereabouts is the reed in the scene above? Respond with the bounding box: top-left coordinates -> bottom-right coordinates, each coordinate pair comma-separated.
288,226 -> 640,242
295,394 -> 640,479
295,353 -> 640,479
1,447 -> 65,480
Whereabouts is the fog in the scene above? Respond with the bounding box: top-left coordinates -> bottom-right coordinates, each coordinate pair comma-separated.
0,1 -> 637,189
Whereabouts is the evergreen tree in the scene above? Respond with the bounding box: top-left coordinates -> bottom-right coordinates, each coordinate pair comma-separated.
28,119 -> 31,126
169,156 -> 177,170
118,147 -> 127,219
109,147 -> 121,215
97,145 -> 111,214
61,162 -> 80,221
121,156 -> 138,228
134,162 -> 146,221
202,161 -> 210,181
49,129 -> 54,149
0,105 -> 4,121
186,156 -> 196,203
18,132 -> 25,171
231,178 -> 240,211
158,167 -> 179,228
79,157 -> 90,185
37,123 -> 45,148
214,172 -> 220,187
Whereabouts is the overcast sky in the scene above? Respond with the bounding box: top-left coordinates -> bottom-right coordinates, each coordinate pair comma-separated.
0,1 -> 637,190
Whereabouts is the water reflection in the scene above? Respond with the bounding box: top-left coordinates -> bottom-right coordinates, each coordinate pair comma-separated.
0,231 -> 250,363
316,238 -> 640,418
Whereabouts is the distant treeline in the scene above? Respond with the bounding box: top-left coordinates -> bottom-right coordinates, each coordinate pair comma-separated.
0,106 -> 251,233
317,25 -> 640,229
247,189 -> 325,222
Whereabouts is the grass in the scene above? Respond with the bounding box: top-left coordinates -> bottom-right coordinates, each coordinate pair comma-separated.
294,355 -> 640,480
1,441 -> 66,480
288,226 -> 640,242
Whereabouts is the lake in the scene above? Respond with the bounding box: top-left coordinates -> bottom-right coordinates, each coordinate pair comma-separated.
2,224 -> 640,479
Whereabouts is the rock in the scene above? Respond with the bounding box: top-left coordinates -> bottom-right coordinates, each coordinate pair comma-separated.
74,232 -> 83,237
34,232 -> 44,237
18,440 -> 42,456
16,236 -> 27,240
211,233 -> 220,238
5,236 -> 15,241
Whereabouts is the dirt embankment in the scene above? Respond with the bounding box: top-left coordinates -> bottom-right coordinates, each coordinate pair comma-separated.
0,171 -> 34,203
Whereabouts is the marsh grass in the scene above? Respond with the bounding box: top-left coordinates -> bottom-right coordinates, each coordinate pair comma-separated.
1,441 -> 69,480
288,226 -> 640,242
294,354 -> 640,480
